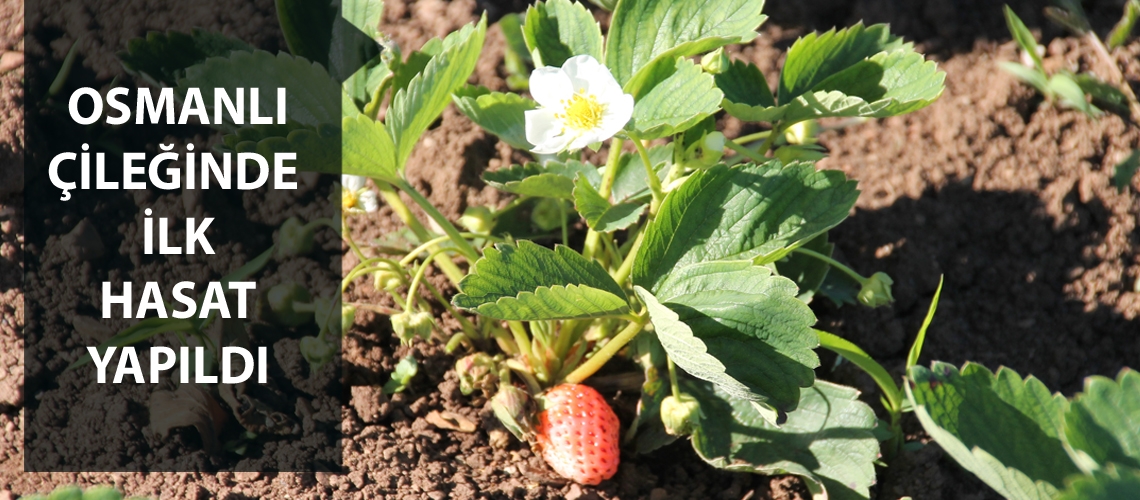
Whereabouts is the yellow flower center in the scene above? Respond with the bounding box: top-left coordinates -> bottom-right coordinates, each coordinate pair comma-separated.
559,91 -> 604,132
342,189 -> 358,211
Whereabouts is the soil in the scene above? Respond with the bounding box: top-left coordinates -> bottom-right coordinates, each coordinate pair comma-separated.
1,0 -> 1138,499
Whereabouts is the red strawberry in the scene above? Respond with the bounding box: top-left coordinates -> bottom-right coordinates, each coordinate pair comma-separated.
535,384 -> 621,485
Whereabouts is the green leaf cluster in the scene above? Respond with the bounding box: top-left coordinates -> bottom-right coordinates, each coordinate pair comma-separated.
1000,6 -> 1130,118
718,23 -> 945,126
908,363 -> 1140,500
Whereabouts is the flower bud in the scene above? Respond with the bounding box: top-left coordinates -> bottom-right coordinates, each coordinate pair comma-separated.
372,262 -> 406,292
300,335 -> 336,370
391,310 -> 434,344
530,198 -> 566,232
660,393 -> 702,436
455,352 -> 497,396
257,282 -> 314,327
276,216 -> 315,259
459,206 -> 496,235
858,272 -> 895,308
700,48 -> 729,74
491,384 -> 533,441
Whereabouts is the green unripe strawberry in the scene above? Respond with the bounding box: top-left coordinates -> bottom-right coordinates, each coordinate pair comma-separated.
459,206 -> 496,235
257,282 -> 313,327
660,393 -> 701,436
535,384 -> 620,485
858,272 -> 895,308
391,310 -> 433,344
300,335 -> 335,369
373,262 -> 405,292
491,384 -> 532,441
276,216 -> 315,259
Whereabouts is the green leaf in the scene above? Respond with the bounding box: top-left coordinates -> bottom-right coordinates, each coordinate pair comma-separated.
715,59 -> 781,122
343,114 -> 398,181
1063,369 -> 1140,471
335,0 -> 387,101
177,50 -> 340,128
275,0 -> 335,66
119,29 -> 254,87
222,122 -> 342,175
383,355 -> 419,394
454,241 -> 630,320
906,362 -> 1080,499
1000,61 -> 1051,96
778,49 -> 945,124
1004,6 -> 1044,71
342,55 -> 392,110
689,379 -> 880,500
572,174 -> 646,232
80,485 -> 123,500
1056,465 -> 1140,500
1107,0 -> 1140,50
817,330 -> 903,414
779,23 -> 908,103
628,58 -> 724,140
342,0 -> 383,39
387,17 -> 487,169
906,275 -> 943,370
633,160 -> 859,293
605,0 -> 767,86
522,0 -> 603,68
390,40 -> 442,98
1049,72 -> 1100,117
1113,150 -> 1140,191
482,160 -> 600,199
773,232 -> 833,302
1075,73 -> 1130,113
610,145 -> 671,202
329,9 -> 382,84
453,88 -> 537,150
637,261 -> 818,411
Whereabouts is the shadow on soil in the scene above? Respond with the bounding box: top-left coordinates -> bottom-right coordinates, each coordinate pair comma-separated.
819,182 -> 1138,394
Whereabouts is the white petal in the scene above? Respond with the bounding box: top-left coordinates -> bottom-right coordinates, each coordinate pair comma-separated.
529,67 -> 574,108
560,54 -> 606,95
358,190 -> 379,213
566,132 -> 600,152
562,55 -> 621,98
596,93 -> 634,140
525,108 -> 575,154
341,174 -> 365,191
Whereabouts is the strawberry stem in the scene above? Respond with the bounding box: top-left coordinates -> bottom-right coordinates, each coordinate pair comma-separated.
666,357 -> 681,399
563,315 -> 648,384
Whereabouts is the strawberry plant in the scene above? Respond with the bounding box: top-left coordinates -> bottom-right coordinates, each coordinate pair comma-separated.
339,0 -> 950,493
908,364 -> 1140,500
1001,2 -> 1140,192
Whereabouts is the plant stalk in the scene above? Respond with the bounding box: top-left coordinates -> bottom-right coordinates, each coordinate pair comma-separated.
376,182 -> 467,284
584,139 -> 626,259
634,139 -> 664,213
1086,32 -> 1140,122
793,247 -> 869,285
563,315 -> 647,384
394,178 -> 481,261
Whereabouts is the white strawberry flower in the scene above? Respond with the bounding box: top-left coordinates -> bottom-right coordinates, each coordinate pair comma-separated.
341,174 -> 379,214
524,55 -> 634,154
